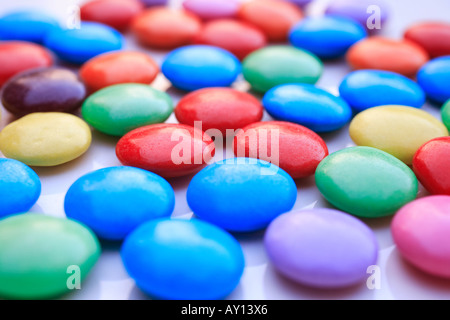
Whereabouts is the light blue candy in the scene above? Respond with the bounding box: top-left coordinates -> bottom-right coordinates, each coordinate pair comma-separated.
64,166 -> 175,240
289,15 -> 367,59
121,218 -> 245,300
0,159 -> 41,219
161,45 -> 241,91
44,22 -> 123,65
263,84 -> 352,132
339,70 -> 426,112
417,56 -> 450,104
187,158 -> 297,232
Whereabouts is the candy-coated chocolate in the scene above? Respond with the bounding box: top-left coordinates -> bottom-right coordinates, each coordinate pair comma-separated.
289,15 -> 367,59
121,218 -> 244,300
442,100 -> 450,131
0,214 -> 100,299
349,105 -> 449,164
413,137 -> 450,195
116,124 -> 215,178
187,158 -> 297,232
183,0 -> 239,20
2,67 -> 86,116
0,41 -> 53,87
0,113 -> 92,167
80,0 -> 144,31
238,0 -> 303,42
242,46 -> 322,93
404,22 -> 450,58
194,19 -> 267,60
315,147 -> 418,218
392,196 -> 450,278
325,0 -> 389,29
0,159 -> 41,219
288,0 -> 313,7
44,22 -> 123,65
175,88 -> 263,135
417,56 -> 450,104
263,84 -> 352,132
347,37 -> 429,77
131,8 -> 201,49
139,0 -> 168,6
82,84 -> 173,136
234,121 -> 328,179
265,209 -> 378,288
339,70 -> 425,112
162,45 -> 241,91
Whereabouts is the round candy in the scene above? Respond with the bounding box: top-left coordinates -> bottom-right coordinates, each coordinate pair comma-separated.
404,22 -> 450,58
242,46 -> 322,93
325,0 -> 389,29
183,0 -> 239,20
0,41 -> 53,87
82,84 -> 173,136
289,15 -> 367,59
131,8 -> 201,49
315,147 -> 418,218
0,214 -> 100,299
139,0 -> 168,6
1,67 -> 86,116
347,37 -> 429,77
0,10 -> 60,43
263,84 -> 352,132
392,196 -> 450,278
349,105 -> 449,164
0,113 -> 92,167
442,99 -> 450,131
265,209 -> 378,288
121,218 -> 244,300
238,0 -> 303,42
288,0 -> 313,7
162,45 -> 241,91
116,124 -> 215,178
175,87 -> 263,135
65,167 -> 175,240
417,56 -> 450,104
339,70 -> 426,112
234,121 -> 328,179
80,0 -> 144,31
194,19 -> 267,60
413,137 -> 450,195
187,158 -> 297,232
44,22 -> 123,65
0,159 -> 41,219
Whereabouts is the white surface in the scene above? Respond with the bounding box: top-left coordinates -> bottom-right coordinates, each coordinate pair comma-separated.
1,0 -> 450,300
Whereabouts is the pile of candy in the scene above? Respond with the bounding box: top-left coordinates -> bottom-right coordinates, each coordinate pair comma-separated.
0,0 -> 450,300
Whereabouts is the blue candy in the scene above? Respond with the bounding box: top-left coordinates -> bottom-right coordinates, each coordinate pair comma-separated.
263,84 -> 352,132
64,166 -> 175,240
0,159 -> 41,219
417,56 -> 450,104
187,158 -> 297,232
0,11 -> 60,43
44,22 -> 123,64
289,15 -> 367,59
339,70 -> 426,112
121,218 -> 245,300
161,45 -> 241,91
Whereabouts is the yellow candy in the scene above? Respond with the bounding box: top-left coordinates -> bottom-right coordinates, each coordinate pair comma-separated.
0,113 -> 92,166
349,105 -> 449,164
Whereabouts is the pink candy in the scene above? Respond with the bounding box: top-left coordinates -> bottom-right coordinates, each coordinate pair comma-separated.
182,0 -> 240,20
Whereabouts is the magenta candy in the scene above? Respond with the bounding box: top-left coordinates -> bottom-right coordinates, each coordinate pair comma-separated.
182,0 -> 239,20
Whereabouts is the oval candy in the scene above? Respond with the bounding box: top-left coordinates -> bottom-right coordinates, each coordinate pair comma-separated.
140,0 -> 168,6
404,22 -> 450,58
417,56 -> 450,104
183,0 -> 240,20
288,0 -> 313,7
442,99 -> 450,132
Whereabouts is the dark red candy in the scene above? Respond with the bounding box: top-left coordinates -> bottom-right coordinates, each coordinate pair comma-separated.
413,137 -> 450,195
404,22 -> 450,58
1,67 -> 86,116
116,124 -> 215,178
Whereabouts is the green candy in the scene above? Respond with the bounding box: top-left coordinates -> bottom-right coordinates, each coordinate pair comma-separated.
82,84 -> 173,136
0,214 -> 100,299
242,45 -> 323,93
315,147 -> 418,218
441,99 -> 450,132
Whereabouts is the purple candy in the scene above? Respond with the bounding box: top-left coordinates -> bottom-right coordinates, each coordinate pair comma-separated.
287,0 -> 313,7
264,208 -> 379,289
139,0 -> 168,7
182,0 -> 240,20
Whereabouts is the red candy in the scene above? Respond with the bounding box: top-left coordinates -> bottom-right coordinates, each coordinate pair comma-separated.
80,51 -> 159,92
80,0 -> 144,31
413,137 -> 450,195
194,19 -> 267,60
175,88 -> 263,135
116,124 -> 215,178
234,121 -> 329,179
404,22 -> 450,58
0,41 -> 53,87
